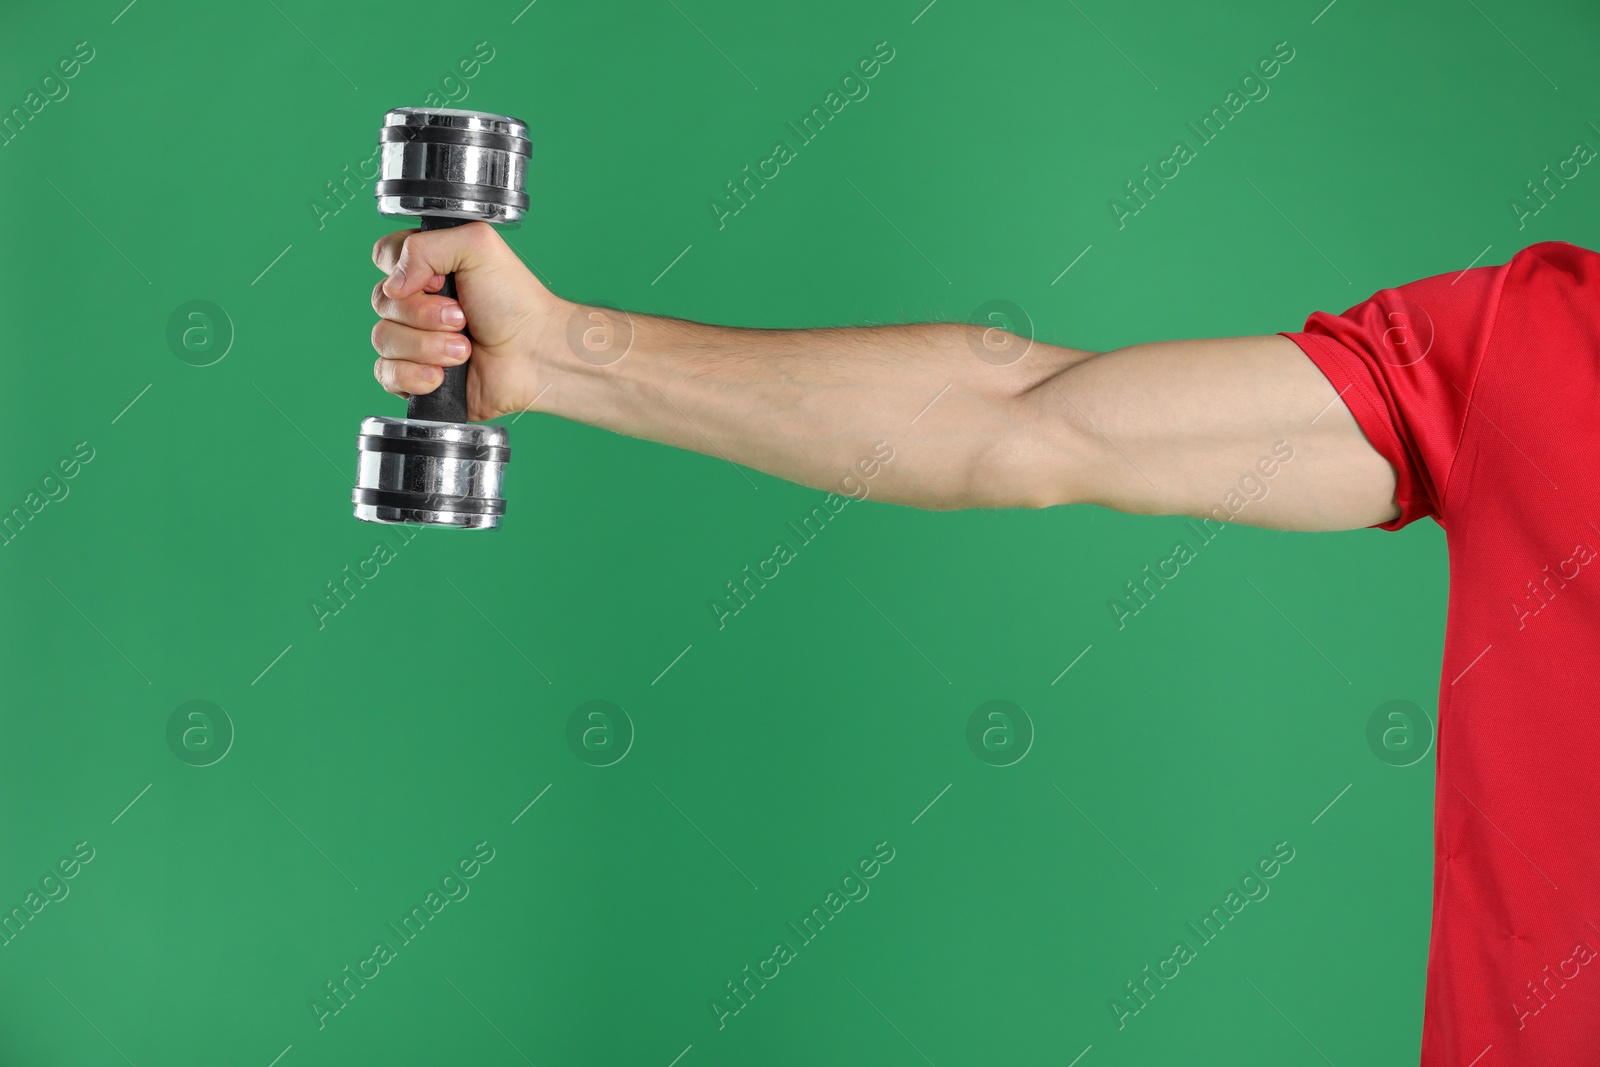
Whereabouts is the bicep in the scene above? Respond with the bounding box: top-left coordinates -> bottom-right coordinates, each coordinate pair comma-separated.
1022,334 -> 1401,532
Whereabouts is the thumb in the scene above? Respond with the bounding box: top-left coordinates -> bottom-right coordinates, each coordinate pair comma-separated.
381,221 -> 502,300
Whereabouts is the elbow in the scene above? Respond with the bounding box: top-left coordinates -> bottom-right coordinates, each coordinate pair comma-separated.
963,341 -> 1101,511
964,393 -> 1088,511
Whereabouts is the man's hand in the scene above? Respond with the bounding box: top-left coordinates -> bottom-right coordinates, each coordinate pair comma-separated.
370,221 -> 563,422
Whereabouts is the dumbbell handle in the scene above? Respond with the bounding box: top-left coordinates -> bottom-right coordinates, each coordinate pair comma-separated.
407,215 -> 472,424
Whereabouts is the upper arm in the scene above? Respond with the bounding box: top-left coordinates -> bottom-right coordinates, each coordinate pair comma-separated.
1018,334 -> 1402,532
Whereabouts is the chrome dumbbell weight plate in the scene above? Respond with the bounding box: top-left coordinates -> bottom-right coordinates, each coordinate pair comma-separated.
352,417 -> 511,530
374,107 -> 531,224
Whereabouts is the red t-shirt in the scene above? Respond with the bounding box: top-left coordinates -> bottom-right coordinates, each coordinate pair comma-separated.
1282,240 -> 1600,1065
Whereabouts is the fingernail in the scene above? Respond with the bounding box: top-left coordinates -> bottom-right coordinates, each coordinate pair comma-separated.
385,265 -> 405,294
442,303 -> 465,327
446,336 -> 470,360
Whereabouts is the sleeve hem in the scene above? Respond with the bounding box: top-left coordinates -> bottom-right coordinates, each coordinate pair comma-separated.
1277,329 -> 1421,531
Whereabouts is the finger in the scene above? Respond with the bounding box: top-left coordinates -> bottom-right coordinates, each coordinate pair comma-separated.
371,279 -> 467,331
374,357 -> 445,398
371,319 -> 472,367
373,231 -> 448,286
373,230 -> 411,273
380,221 -> 497,299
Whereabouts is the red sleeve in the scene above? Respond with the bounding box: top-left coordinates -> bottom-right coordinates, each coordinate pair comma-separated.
1279,252 -> 1513,531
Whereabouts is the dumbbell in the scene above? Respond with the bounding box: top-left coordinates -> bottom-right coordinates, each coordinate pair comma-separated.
352,106 -> 531,530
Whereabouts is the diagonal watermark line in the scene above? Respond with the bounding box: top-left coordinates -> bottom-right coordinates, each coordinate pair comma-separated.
844,576 -> 952,684
652,243 -> 693,285
1310,382 -> 1354,425
1244,976 -> 1338,1065
911,783 -> 951,824
1451,643 -> 1492,685
510,381 -> 553,425
1053,783 -> 1158,890
653,644 -> 692,685
1243,576 -> 1351,684
46,177 -> 151,284
652,781 -> 759,889
512,784 -> 552,824
252,644 -> 293,685
511,0 -> 538,23
1453,783 -> 1559,890
263,0 -> 359,89
1067,1045 -> 1093,1067
1449,379 -> 1558,491
1051,243 -> 1094,285
664,0 -> 758,89
1064,0 -> 1157,89
1452,244 -> 1493,284
1466,1046 -> 1492,1067
266,1045 -> 292,1067
845,978 -> 938,1066
1311,783 -> 1351,824
253,782 -> 360,890
911,0 -> 938,23
447,977 -> 536,1064
1246,177 -> 1350,284
252,383 -> 349,484
1311,0 -> 1337,24
844,177 -> 951,284
445,578 -> 552,683
650,383 -> 760,490
502,232 -> 560,290
666,1044 -> 693,1067
46,979 -> 138,1067
111,0 -> 139,22
43,576 -> 151,684
112,783 -> 152,825
1463,0 -> 1558,90
111,383 -> 152,424
1051,643 -> 1093,685
1045,378 -> 1158,491
251,243 -> 293,286
910,383 -> 952,424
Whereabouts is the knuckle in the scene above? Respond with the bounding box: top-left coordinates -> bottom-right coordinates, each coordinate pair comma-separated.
419,296 -> 448,328
376,231 -> 406,269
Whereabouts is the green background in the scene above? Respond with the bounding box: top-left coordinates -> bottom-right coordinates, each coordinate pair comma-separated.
3,0 -> 1598,1064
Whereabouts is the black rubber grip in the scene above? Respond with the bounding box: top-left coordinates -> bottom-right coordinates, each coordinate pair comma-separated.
407,215 -> 472,424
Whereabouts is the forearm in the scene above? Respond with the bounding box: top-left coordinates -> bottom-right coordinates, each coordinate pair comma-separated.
531,303 -> 1095,509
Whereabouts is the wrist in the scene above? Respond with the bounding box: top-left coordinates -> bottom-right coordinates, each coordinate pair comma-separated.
525,299 -> 649,427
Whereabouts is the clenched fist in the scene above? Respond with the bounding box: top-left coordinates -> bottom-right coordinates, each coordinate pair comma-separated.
369,221 -> 566,422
